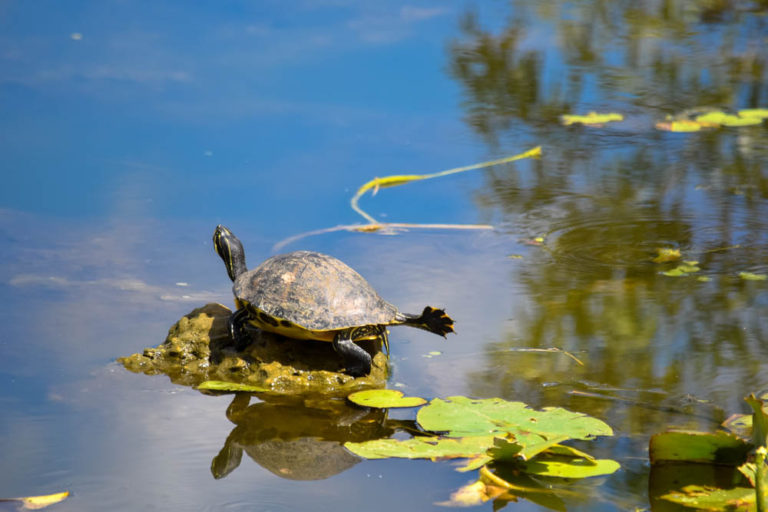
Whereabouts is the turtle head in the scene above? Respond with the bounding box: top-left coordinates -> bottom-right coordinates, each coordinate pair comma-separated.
213,225 -> 247,282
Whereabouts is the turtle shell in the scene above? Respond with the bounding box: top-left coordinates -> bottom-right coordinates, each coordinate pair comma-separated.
233,251 -> 399,332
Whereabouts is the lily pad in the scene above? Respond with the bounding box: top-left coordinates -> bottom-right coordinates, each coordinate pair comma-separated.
344,435 -> 496,460
347,389 -> 427,409
653,247 -> 682,263
489,433 -> 570,462
656,120 -> 703,132
740,272 -> 767,281
693,111 -> 763,127
197,380 -> 269,393
663,262 -> 701,276
0,491 -> 71,510
417,396 -> 613,439
739,108 -> 768,119
661,485 -> 755,510
560,112 -> 624,126
649,430 -> 751,465
520,456 -> 620,478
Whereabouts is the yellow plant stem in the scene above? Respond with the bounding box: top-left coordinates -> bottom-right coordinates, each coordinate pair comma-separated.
350,146 -> 542,223
757,446 -> 767,512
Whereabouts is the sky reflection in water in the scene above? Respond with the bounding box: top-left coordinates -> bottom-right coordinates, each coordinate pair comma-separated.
1,1 -> 767,510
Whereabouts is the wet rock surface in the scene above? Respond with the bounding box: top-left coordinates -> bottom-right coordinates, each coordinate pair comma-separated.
118,303 -> 388,396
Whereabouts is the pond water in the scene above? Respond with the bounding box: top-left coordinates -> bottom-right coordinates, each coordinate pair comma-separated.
1,1 -> 768,510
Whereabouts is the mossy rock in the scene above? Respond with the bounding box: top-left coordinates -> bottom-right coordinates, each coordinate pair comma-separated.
118,303 -> 388,396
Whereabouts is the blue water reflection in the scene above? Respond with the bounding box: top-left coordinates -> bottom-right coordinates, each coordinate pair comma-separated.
1,1 -> 768,510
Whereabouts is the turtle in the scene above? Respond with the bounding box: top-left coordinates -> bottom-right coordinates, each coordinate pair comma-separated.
212,225 -> 454,376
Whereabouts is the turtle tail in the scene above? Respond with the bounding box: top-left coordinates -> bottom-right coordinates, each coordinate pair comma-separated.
399,306 -> 455,337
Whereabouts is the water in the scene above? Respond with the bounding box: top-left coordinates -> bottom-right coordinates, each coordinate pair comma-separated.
1,1 -> 767,510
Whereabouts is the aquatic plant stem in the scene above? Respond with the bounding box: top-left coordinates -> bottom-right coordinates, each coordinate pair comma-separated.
757,447 -> 767,512
350,146 -> 542,224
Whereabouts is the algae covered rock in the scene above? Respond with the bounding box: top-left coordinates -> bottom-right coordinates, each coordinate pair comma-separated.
119,303 -> 388,396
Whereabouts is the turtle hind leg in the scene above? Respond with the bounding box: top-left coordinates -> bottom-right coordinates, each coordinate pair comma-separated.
398,306 -> 455,337
333,328 -> 373,377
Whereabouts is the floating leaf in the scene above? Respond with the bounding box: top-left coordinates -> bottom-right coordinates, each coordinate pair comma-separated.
740,272 -> 767,281
197,381 -> 269,392
344,435 -> 496,460
417,396 -> 613,439
649,430 -> 751,465
489,433 -> 568,462
656,120 -> 703,132
693,109 -> 763,126
520,456 -> 620,478
347,389 -> 427,409
0,491 -> 71,510
739,108 -> 768,119
653,247 -> 681,263
546,443 -> 599,462
693,111 -> 739,126
662,262 -> 701,276
720,116 -> 763,127
661,485 -> 755,510
560,112 -> 624,126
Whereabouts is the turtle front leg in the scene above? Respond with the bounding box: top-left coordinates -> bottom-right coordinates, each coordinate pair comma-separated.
229,308 -> 252,352
333,328 -> 372,377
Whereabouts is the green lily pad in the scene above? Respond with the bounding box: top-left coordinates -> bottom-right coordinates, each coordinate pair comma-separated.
656,120 -> 704,132
560,112 -> 624,126
489,433 -> 570,462
520,456 -> 620,478
417,396 -> 613,439
720,116 -> 763,127
347,389 -> 427,409
653,247 -> 682,263
663,262 -> 701,276
739,108 -> 768,119
661,485 -> 755,510
649,430 -> 751,465
346,395 -> 618,480
694,111 -> 731,124
196,380 -> 269,392
740,272 -> 767,281
344,435 -> 496,460
695,111 -> 763,127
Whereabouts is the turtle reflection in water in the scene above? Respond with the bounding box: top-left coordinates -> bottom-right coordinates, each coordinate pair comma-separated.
213,225 -> 455,376
211,394 -> 393,480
